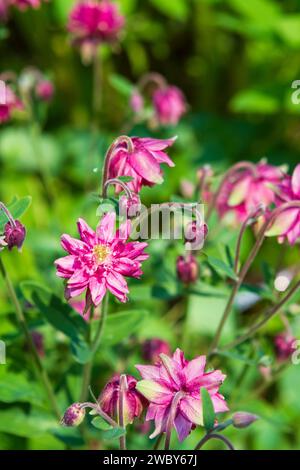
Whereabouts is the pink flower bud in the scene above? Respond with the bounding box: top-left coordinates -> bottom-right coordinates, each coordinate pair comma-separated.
232,412 -> 258,429
61,403 -> 86,427
142,338 -> 171,364
130,91 -> 144,114
98,374 -> 145,426
153,85 -> 187,126
176,255 -> 199,284
184,220 -> 208,250
119,193 -> 141,218
274,332 -> 297,362
4,220 -> 26,251
35,79 -> 54,102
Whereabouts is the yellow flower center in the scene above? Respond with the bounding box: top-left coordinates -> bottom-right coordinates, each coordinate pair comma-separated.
93,244 -> 110,264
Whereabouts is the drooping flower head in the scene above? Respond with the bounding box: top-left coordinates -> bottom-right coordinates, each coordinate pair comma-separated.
0,83 -> 23,124
55,212 -> 148,309
99,374 -> 145,425
108,136 -> 176,194
217,161 -> 284,224
274,332 -> 297,362
153,85 -> 187,126
4,219 -> 26,251
136,349 -> 228,441
266,164 -> 300,245
68,0 -> 125,48
176,254 -> 199,284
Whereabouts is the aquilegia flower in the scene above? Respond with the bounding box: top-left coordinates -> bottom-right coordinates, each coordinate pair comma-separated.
108,136 -> 176,193
266,164 -> 300,245
217,161 -> 284,224
68,0 -> 125,47
0,83 -> 23,124
136,349 -> 228,441
4,219 -> 26,251
99,374 -> 145,425
153,85 -> 187,126
55,212 -> 148,307
274,332 -> 297,362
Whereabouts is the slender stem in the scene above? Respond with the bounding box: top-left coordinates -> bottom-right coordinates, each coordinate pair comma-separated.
164,391 -> 184,450
194,433 -> 235,450
79,294 -> 109,401
118,374 -> 127,450
81,402 -> 119,428
137,72 -> 167,93
221,279 -> 300,351
209,201 -> 300,353
103,178 -> 133,199
0,202 -> 16,227
101,136 -> 134,196
0,257 -> 60,420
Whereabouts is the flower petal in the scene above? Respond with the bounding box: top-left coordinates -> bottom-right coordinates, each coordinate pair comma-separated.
174,412 -> 193,442
179,396 -> 203,426
77,218 -> 96,245
135,380 -> 173,405
96,212 -> 116,243
128,148 -> 163,184
266,208 -> 299,237
292,164 -> 300,198
89,277 -> 106,305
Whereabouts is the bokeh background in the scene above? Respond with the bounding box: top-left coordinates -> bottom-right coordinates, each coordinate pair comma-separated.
1,0 -> 300,450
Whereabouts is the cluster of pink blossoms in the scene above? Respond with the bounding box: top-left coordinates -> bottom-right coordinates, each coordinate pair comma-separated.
68,0 -> 125,48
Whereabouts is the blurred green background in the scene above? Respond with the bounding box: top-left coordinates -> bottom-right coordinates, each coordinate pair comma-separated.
1,0 -> 300,451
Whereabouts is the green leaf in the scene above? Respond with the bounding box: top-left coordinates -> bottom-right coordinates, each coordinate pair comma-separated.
116,176 -> 134,183
206,256 -> 238,281
91,416 -> 112,431
0,373 -> 44,406
102,310 -> 149,346
201,388 -> 215,432
102,427 -> 126,441
109,74 -> 134,97
0,196 -> 32,231
150,0 -> 188,21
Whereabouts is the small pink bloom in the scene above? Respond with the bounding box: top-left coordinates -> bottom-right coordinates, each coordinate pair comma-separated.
184,220 -> 208,250
142,338 -> 171,364
35,79 -> 54,102
119,193 -> 141,218
108,136 -> 176,193
153,86 -> 187,126
232,412 -> 258,429
176,255 -> 199,284
99,374 -> 145,425
266,164 -> 300,245
217,162 -> 284,224
4,219 -> 26,251
55,213 -> 148,308
130,90 -> 144,114
136,349 -> 228,441
10,0 -> 42,10
68,0 -> 125,47
274,332 -> 297,362
0,84 -> 23,124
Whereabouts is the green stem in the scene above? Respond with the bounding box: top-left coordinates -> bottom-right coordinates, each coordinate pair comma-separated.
194,433 -> 235,450
118,374 -> 127,450
79,293 -> 109,402
0,257 -> 60,420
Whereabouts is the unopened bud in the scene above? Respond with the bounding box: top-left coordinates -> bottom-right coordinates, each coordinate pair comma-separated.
176,255 -> 199,284
4,220 -> 26,251
232,412 -> 258,429
61,403 -> 86,427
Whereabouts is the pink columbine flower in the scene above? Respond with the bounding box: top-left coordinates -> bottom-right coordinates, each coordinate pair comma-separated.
99,374 -> 145,425
176,255 -> 199,284
136,349 -> 228,441
55,212 -> 148,308
0,84 -> 23,124
153,86 -> 187,126
68,0 -> 125,47
142,338 -> 171,364
274,332 -> 297,362
108,136 -> 176,194
10,0 -> 42,10
35,79 -> 54,102
217,162 -> 284,224
266,164 -> 300,245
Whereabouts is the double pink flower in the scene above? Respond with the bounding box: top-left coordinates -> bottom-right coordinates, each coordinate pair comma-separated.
55,212 -> 148,308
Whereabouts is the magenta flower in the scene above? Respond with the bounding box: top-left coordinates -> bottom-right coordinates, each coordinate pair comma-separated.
10,0 -> 42,10
153,86 -> 187,126
4,219 -> 26,251
217,162 -> 284,224
130,90 -> 144,114
142,338 -> 171,364
266,164 -> 300,244
35,79 -> 54,102
55,213 -> 148,308
68,0 -> 125,47
176,255 -> 199,284
108,136 -> 176,194
136,349 -> 228,441
274,332 -> 297,362
119,193 -> 141,218
0,84 -> 23,124
99,374 -> 145,425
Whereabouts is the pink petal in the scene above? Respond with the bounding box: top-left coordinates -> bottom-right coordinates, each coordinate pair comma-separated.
292,164 -> 300,198
228,176 -> 251,207
179,396 -> 203,426
135,380 -> 173,405
55,255 -> 76,277
184,355 -> 206,386
174,412 -> 193,442
159,353 -> 182,388
149,405 -> 169,439
265,208 -> 299,237
135,364 -> 162,381
134,136 -> 177,151
117,219 -> 131,241
96,212 -> 116,243
106,271 -> 129,294
211,393 -> 229,413
61,234 -> 89,255
128,148 -> 163,184
77,218 -> 96,245
89,277 -> 106,305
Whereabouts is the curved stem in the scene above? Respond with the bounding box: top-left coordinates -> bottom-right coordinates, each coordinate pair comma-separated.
0,257 -> 60,420
164,391 -> 184,450
195,433 -> 235,450
81,402 -> 118,428
0,202 -> 17,228
137,72 -> 167,93
221,278 -> 300,351
118,374 -> 127,450
209,201 -> 300,353
103,178 -> 133,199
101,136 -> 134,196
79,293 -> 109,401
206,162 -> 258,221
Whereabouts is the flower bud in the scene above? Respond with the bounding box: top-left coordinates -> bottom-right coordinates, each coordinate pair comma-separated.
130,91 -> 144,114
232,412 -> 258,429
35,80 -> 54,102
119,194 -> 141,218
274,332 -> 297,362
142,338 -> 171,364
98,374 -> 145,426
61,403 -> 86,427
176,255 -> 199,284
184,220 -> 208,250
4,220 -> 26,251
